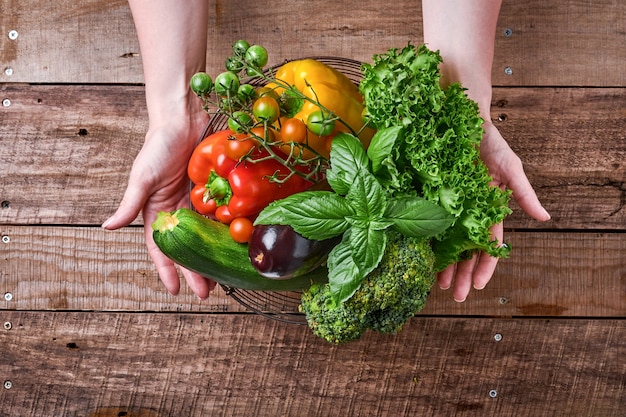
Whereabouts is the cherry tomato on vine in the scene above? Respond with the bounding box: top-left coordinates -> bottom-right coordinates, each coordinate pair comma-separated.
215,205 -> 234,225
280,118 -> 307,144
306,110 -> 336,137
227,111 -> 254,133
225,133 -> 258,160
245,45 -> 269,68
237,84 -> 257,103
232,39 -> 250,57
214,71 -> 240,96
225,56 -> 244,73
361,107 -> 374,128
255,86 -> 280,100
253,96 -> 281,123
229,217 -> 254,243
189,72 -> 213,95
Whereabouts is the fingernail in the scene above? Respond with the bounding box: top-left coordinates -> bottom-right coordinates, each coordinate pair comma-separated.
101,217 -> 113,229
542,207 -> 551,221
440,285 -> 450,291
454,297 -> 466,303
473,284 -> 486,290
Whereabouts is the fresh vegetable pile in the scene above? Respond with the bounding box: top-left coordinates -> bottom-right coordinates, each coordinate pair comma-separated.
152,41 -> 512,344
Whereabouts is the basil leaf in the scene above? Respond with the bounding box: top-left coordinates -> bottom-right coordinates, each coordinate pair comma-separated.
328,235 -> 362,303
326,133 -> 370,195
384,196 -> 454,238
349,226 -> 386,280
367,125 -> 403,174
255,191 -> 353,240
346,170 -> 386,220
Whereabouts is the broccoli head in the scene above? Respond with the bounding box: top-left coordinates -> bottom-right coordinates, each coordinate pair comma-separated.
300,232 -> 436,344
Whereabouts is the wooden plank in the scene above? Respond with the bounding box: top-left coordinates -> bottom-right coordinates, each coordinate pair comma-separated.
493,0 -> 626,86
1,0 -> 623,86
0,0 -> 144,84
491,87 -> 626,229
1,226 -> 624,317
0,313 -> 623,416
2,84 -> 625,229
0,84 -> 146,225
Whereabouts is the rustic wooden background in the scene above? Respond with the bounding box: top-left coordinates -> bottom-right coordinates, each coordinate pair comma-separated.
1,0 -> 624,416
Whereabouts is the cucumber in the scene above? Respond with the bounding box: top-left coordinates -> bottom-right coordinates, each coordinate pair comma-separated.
152,208 -> 328,291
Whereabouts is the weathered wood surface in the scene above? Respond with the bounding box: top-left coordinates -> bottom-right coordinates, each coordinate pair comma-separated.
1,0 -> 624,415
0,313 -> 624,417
0,0 -> 623,86
1,227 -> 624,317
1,84 -> 624,229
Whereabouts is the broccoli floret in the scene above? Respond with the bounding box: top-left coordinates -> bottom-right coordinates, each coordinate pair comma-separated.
300,232 -> 436,344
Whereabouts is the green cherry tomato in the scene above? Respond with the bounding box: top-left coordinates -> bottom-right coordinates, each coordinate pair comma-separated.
225,56 -> 244,73
237,84 -> 257,103
245,45 -> 269,68
214,71 -> 240,97
228,111 -> 254,133
252,96 -> 281,123
306,110 -> 336,136
255,87 -> 280,100
189,72 -> 213,95
232,39 -> 250,57
361,107 -> 374,128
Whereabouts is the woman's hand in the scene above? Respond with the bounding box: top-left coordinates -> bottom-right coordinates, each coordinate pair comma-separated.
436,121 -> 550,301
102,115 -> 217,299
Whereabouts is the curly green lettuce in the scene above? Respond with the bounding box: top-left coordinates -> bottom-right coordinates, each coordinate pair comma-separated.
360,43 -> 512,270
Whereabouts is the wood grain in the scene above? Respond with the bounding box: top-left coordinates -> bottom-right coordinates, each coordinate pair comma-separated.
1,226 -> 624,317
1,85 -> 624,228
493,0 -> 625,86
0,313 -> 623,417
0,0 -> 623,86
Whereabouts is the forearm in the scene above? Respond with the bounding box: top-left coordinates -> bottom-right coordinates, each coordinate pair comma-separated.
128,0 -> 209,126
422,0 -> 502,120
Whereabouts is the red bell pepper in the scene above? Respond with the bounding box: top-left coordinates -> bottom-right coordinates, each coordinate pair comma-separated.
188,129 -> 313,223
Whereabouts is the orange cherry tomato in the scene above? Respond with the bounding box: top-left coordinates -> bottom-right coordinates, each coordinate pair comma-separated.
229,217 -> 254,243
280,118 -> 307,144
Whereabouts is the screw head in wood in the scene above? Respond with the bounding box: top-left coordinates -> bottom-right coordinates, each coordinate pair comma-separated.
3,322 -> 11,330
4,292 -> 13,301
4,67 -> 13,76
504,66 -> 513,76
8,30 -> 18,40
494,333 -> 503,342
503,28 -> 513,37
3,380 -> 12,390
1,235 -> 10,243
2,98 -> 10,107
489,389 -> 498,398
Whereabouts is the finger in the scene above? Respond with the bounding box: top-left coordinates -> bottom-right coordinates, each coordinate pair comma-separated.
472,222 -> 504,290
506,158 -> 551,222
437,264 -> 455,290
145,222 -> 181,295
180,267 -> 215,299
452,255 -> 478,302
102,175 -> 150,230
472,252 -> 499,290
147,241 -> 181,295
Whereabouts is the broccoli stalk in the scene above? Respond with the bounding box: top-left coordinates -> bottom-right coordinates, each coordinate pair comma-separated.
300,231 -> 436,344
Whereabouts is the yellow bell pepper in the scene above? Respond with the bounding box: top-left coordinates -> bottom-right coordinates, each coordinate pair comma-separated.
266,59 -> 375,159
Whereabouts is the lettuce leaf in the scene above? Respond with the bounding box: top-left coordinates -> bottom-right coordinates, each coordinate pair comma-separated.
360,44 -> 512,270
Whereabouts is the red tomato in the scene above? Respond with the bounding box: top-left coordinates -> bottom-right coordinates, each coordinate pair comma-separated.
229,217 -> 254,243
225,133 -> 257,161
190,184 -> 217,216
215,205 -> 234,225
